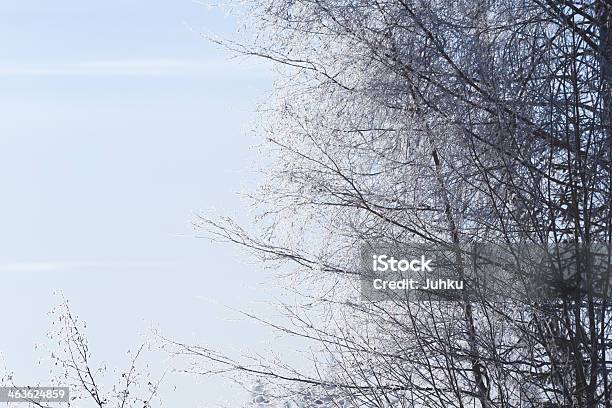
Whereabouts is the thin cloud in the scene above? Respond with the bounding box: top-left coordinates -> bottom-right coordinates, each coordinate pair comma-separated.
0,260 -> 173,272
0,58 -> 270,78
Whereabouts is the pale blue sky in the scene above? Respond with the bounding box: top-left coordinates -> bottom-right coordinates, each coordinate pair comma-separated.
0,1 -> 284,406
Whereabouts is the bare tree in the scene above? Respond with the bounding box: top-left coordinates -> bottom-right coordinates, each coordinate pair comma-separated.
1,298 -> 166,408
51,298 -> 167,407
166,1 -> 612,407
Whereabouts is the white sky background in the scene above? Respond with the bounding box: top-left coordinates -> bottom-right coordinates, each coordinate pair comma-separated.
0,1 -> 296,406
